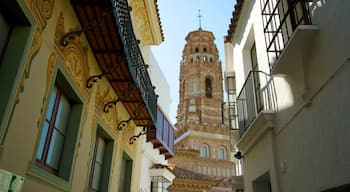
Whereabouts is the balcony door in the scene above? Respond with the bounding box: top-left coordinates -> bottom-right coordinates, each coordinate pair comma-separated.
251,43 -> 263,113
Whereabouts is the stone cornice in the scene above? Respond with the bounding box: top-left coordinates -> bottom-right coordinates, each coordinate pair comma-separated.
129,0 -> 163,45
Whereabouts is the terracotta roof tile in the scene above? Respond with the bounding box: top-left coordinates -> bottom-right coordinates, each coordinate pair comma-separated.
154,0 -> 164,41
173,167 -> 213,181
225,0 -> 245,43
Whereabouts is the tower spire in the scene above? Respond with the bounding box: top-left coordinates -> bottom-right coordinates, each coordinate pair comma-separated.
197,9 -> 202,29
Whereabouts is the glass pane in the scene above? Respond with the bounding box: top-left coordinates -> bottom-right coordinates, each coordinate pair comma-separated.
46,130 -> 64,169
96,137 -> 105,163
218,148 -> 223,160
45,87 -> 57,120
92,163 -> 102,190
55,94 -> 71,133
36,121 -> 50,160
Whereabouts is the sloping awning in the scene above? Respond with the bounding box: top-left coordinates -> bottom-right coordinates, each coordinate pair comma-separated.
69,0 -> 157,128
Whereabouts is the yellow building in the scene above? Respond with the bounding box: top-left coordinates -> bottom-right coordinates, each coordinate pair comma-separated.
0,0 -> 173,191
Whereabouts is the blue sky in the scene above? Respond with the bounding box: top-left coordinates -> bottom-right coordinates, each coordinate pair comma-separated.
151,0 -> 236,123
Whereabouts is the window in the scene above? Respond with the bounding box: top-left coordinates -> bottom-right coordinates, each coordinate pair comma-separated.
218,146 -> 227,160
151,176 -> 171,192
0,1 -> 31,143
88,130 -> 114,192
195,47 -> 199,52
192,79 -> 200,93
203,47 -> 207,52
205,78 -> 212,98
188,105 -> 196,112
251,43 -> 263,112
198,165 -> 202,174
119,152 -> 133,192
35,71 -> 83,181
36,86 -> 70,174
200,144 -> 209,158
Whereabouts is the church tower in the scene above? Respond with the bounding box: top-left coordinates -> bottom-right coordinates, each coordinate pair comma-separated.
176,29 -> 226,136
168,28 -> 239,192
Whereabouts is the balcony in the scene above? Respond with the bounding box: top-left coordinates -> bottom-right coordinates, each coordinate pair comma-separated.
225,72 -> 238,130
68,0 -> 158,141
147,107 -> 175,159
261,0 -> 318,74
237,71 -> 277,137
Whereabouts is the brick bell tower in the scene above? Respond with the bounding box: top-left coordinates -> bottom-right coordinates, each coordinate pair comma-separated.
176,29 -> 227,136
168,28 -> 236,192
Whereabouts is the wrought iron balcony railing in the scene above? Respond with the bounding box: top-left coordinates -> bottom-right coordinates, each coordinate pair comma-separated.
67,0 -> 158,144
225,73 -> 238,130
237,71 -> 277,137
112,0 -> 158,124
261,0 -> 312,69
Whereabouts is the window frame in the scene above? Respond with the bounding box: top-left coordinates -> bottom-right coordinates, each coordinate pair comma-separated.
30,68 -> 84,189
119,152 -> 133,192
87,127 -> 114,192
0,1 -> 33,145
200,144 -> 210,158
205,77 -> 212,98
218,146 -> 227,160
35,85 -> 70,175
250,43 -> 263,112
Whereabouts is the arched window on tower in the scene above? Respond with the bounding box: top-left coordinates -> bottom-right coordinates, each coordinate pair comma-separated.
200,144 -> 209,158
195,47 -> 199,52
218,146 -> 227,160
203,47 -> 207,52
205,78 -> 212,98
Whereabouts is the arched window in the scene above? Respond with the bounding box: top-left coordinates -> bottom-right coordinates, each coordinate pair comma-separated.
205,78 -> 212,98
203,47 -> 207,52
195,47 -> 199,52
218,146 -> 227,160
200,144 -> 209,158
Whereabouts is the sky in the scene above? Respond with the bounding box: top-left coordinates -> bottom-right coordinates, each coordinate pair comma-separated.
151,0 -> 236,123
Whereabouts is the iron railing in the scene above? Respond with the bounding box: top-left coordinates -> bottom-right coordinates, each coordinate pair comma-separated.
226,75 -> 238,130
237,71 -> 277,137
260,0 -> 312,69
111,0 -> 158,124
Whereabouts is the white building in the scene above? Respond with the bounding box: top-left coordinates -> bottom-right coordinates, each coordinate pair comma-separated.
138,45 -> 175,192
130,1 -> 175,191
224,0 -> 350,191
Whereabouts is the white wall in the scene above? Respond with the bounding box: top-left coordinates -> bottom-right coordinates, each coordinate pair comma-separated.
226,0 -> 350,191
139,45 -> 173,192
141,46 -> 172,115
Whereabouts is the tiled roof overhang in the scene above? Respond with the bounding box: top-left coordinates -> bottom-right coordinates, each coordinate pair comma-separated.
70,0 -> 157,128
224,0 -> 245,43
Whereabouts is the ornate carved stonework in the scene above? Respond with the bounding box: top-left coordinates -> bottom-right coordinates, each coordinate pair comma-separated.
37,52 -> 57,128
25,28 -> 43,79
54,12 -> 65,53
26,0 -> 55,30
129,0 -> 155,45
122,125 -> 137,155
63,43 -> 89,99
95,82 -> 117,128
5,27 -> 43,132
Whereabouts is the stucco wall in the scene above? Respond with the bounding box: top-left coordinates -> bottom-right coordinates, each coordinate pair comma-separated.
0,0 -> 148,191
227,0 -> 350,191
